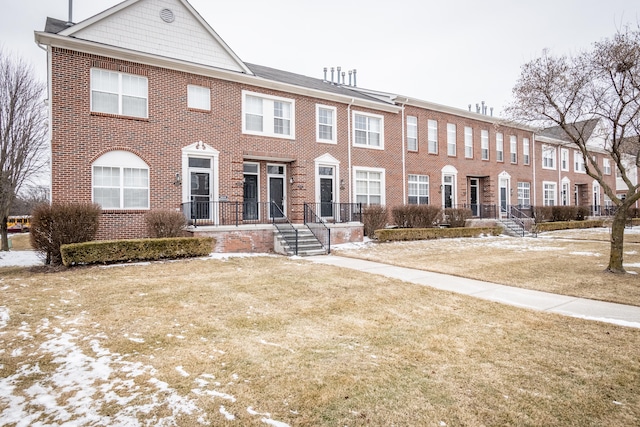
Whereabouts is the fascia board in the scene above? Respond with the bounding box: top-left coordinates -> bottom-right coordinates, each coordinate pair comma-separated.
35,32 -> 400,114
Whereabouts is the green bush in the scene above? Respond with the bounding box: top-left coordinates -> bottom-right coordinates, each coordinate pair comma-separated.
60,237 -> 215,267
30,202 -> 101,265
362,205 -> 388,238
533,219 -> 604,233
145,209 -> 187,238
443,208 -> 472,228
391,205 -> 441,228
575,206 -> 590,221
551,206 -> 577,222
376,227 -> 501,242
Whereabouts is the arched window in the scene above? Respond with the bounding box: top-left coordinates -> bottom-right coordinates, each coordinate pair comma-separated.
92,151 -> 149,209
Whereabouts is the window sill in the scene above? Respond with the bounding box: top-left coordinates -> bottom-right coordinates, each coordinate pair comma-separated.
91,112 -> 149,122
101,209 -> 150,214
187,108 -> 211,113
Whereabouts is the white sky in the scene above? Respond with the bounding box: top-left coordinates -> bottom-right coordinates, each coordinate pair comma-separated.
2,0 -> 640,115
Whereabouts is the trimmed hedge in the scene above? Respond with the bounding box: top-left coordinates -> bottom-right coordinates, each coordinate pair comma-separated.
375,227 -> 502,242
533,219 -> 604,233
60,237 -> 215,267
362,205 -> 388,238
392,205 -> 442,228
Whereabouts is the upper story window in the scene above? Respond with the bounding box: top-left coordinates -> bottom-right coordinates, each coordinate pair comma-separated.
510,135 -> 517,164
354,112 -> 383,149
428,120 -> 438,154
574,150 -> 586,173
447,123 -> 456,156
316,105 -> 336,143
496,133 -> 504,162
408,174 -> 429,205
560,148 -> 569,171
542,145 -> 556,169
90,68 -> 148,118
481,130 -> 489,160
242,90 -> 295,139
464,126 -> 473,158
187,85 -> 211,111
407,116 -> 418,151
523,138 -> 530,165
603,158 -> 612,175
92,150 -> 149,210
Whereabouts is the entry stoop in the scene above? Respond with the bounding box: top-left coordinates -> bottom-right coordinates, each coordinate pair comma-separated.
274,226 -> 327,256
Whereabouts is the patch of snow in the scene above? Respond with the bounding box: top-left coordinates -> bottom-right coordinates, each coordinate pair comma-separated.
0,306 -> 9,328
220,405 -> 235,420
569,251 -> 601,257
176,366 -> 190,377
0,251 -> 42,267
261,417 -> 290,427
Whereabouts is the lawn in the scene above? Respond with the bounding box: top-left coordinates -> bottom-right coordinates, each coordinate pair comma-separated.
335,227 -> 640,307
1,254 -> 639,426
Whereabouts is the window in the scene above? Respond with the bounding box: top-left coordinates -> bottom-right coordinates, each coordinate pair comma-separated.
428,120 -> 438,154
187,85 -> 210,111
408,174 -> 429,204
407,116 -> 418,151
523,138 -> 530,165
447,123 -> 456,156
354,112 -> 383,148
354,168 -> 384,205
464,126 -> 473,158
242,91 -> 295,139
574,150 -> 586,173
510,135 -> 517,163
316,105 -> 336,143
603,158 -> 611,175
92,151 -> 149,209
542,145 -> 556,169
91,68 -> 148,118
517,182 -> 530,207
543,182 -> 557,206
496,133 -> 504,162
481,130 -> 489,160
560,148 -> 569,171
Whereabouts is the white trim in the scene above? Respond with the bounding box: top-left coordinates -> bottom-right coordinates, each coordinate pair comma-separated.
543,181 -> 558,206
181,141 -> 220,205
92,150 -> 150,210
560,148 -> 569,171
352,111 -> 384,150
542,144 -> 556,170
441,165 -> 458,208
314,154 -> 340,208
267,163 -> 287,218
353,166 -> 385,205
242,90 -> 296,140
316,104 -> 337,144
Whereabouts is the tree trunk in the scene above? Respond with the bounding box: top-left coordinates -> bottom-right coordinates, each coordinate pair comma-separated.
607,207 -> 627,274
1,216 -> 8,251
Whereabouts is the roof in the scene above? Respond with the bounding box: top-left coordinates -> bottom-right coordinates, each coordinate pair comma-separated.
538,119 -> 600,142
44,17 -> 70,34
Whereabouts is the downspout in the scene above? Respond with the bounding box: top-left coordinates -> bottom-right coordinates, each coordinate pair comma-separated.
399,98 -> 408,204
532,133 -> 537,206
37,42 -> 53,206
347,98 -> 355,203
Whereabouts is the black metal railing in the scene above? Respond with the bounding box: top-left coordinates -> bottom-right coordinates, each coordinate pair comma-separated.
304,203 -> 331,254
181,201 -> 275,227
304,202 -> 363,223
271,203 -> 298,255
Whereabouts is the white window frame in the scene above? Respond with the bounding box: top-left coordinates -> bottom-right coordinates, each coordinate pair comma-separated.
542,145 -> 556,170
496,133 -> 504,162
353,167 -> 385,205
187,84 -> 211,111
353,111 -> 384,149
92,150 -> 149,210
517,182 -> 530,208
242,90 -> 295,139
447,123 -> 456,156
560,148 -> 569,171
523,138 -> 530,165
603,158 -> 611,175
408,174 -> 429,205
428,119 -> 438,154
316,104 -> 336,144
407,116 -> 418,151
481,129 -> 489,160
510,135 -> 517,164
574,150 -> 586,173
90,68 -> 148,118
543,181 -> 557,206
464,126 -> 473,158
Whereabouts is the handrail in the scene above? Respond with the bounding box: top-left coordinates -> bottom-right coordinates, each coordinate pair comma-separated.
507,205 -> 531,237
271,202 -> 298,256
303,203 -> 331,254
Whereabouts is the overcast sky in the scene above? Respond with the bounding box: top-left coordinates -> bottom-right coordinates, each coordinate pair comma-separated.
2,0 -> 640,116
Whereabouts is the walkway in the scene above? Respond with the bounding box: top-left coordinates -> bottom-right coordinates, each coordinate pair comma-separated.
307,255 -> 640,329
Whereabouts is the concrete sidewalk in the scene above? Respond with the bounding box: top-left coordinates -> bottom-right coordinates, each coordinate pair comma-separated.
307,255 -> 640,329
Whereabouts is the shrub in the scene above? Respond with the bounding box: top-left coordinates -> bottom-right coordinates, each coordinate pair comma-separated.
443,208 -> 472,228
145,209 -> 187,238
391,205 -> 441,228
60,237 -> 214,267
575,206 -> 590,221
628,207 -> 640,219
376,227 -> 502,242
551,206 -> 577,222
30,202 -> 101,265
362,205 -> 388,238
533,206 -> 554,223
533,219 -> 604,233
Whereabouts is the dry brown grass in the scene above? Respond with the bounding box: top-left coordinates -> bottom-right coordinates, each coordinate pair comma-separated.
335,228 -> 640,307
1,256 -> 639,426
7,233 -> 32,251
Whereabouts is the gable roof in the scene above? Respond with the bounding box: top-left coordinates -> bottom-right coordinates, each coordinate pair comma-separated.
538,119 -> 600,142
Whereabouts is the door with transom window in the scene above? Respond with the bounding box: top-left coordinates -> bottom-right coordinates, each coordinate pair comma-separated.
189,157 -> 212,220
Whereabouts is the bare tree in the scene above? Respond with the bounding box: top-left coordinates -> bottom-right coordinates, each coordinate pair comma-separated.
507,27 -> 640,274
0,50 -> 48,251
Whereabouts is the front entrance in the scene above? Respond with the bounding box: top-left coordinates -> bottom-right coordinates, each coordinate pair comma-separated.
189,157 -> 212,220
268,164 -> 285,219
319,166 -> 334,217
443,175 -> 454,208
469,178 -> 479,216
498,172 -> 511,218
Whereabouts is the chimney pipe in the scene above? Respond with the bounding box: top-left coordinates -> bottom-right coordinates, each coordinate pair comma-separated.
481,100 -> 486,115
331,67 -> 335,84
468,104 -> 472,112
348,70 -> 352,86
353,69 -> 357,87
68,0 -> 73,24
323,67 -> 327,82
490,107 -> 494,117
476,103 -> 480,113
337,66 -> 341,84
341,71 -> 346,85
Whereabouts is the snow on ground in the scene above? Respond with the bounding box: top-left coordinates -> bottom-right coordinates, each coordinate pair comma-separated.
0,250 -> 43,268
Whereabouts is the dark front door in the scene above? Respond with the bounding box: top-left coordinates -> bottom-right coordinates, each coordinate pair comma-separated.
190,171 -> 210,220
320,177 -> 333,217
444,182 -> 453,208
500,186 -> 508,214
243,175 -> 258,220
270,177 -> 284,218
469,178 -> 479,216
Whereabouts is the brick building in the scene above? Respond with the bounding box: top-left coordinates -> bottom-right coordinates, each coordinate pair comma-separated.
34,0 -> 616,253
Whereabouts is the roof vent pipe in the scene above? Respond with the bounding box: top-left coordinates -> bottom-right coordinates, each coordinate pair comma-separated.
468,104 -> 472,112
348,70 -> 353,86
331,67 -> 335,84
481,100 -> 486,115
341,71 -> 346,85
68,0 -> 73,25
337,66 -> 341,84
476,103 -> 480,113
323,67 -> 327,82
490,107 -> 494,117
353,69 -> 357,87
